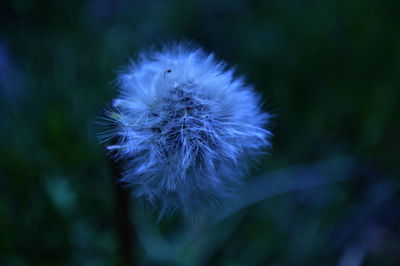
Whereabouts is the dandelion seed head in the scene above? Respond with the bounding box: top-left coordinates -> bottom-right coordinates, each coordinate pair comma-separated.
100,43 -> 272,218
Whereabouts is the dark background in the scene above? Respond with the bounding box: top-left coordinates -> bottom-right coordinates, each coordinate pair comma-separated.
1,0 -> 399,265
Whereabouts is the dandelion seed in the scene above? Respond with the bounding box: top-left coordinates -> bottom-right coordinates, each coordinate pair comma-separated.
100,42 -> 272,218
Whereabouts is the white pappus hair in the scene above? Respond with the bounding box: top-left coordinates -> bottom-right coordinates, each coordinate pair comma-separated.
100,43 -> 272,218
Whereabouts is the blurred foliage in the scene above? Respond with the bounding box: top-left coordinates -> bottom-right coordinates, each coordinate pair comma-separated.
0,0 -> 399,265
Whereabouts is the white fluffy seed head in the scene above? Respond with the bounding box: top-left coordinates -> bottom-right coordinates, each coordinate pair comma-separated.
100,43 -> 272,218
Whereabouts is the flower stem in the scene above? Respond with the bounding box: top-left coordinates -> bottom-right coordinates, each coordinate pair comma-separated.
110,159 -> 136,266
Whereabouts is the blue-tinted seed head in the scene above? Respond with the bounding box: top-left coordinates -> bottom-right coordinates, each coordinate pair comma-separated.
100,43 -> 272,218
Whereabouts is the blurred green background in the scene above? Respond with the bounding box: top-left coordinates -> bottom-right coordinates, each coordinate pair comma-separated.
1,0 -> 399,265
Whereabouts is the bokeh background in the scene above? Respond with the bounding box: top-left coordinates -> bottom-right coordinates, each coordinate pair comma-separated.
1,0 -> 399,265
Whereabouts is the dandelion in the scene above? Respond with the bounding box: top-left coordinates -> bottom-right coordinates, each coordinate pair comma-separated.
100,43 -> 272,218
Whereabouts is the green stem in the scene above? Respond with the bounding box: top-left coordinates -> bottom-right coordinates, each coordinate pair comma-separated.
110,160 -> 136,266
